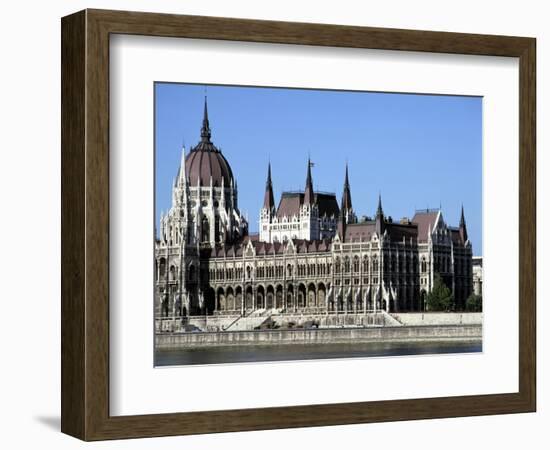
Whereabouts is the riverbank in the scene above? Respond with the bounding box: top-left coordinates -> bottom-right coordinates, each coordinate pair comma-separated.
155,323 -> 482,349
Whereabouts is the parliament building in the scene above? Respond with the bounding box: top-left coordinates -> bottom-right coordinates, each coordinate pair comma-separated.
155,100 -> 473,320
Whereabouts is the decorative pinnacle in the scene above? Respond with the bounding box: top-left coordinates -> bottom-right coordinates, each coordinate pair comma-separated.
263,162 -> 275,211
304,158 -> 314,205
341,163 -> 352,211
376,192 -> 384,217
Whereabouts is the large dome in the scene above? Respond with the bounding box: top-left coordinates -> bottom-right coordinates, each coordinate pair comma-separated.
185,98 -> 234,187
185,147 -> 234,187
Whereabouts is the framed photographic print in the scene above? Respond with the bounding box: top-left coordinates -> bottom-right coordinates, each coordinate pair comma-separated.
61,9 -> 536,440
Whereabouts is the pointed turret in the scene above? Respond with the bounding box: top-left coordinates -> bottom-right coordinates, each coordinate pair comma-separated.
459,204 -> 468,243
375,193 -> 385,235
200,96 -> 211,143
263,162 -> 275,213
303,158 -> 314,205
376,193 -> 384,217
176,145 -> 187,187
341,163 -> 355,223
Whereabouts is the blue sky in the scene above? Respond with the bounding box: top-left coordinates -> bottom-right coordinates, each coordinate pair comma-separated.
155,83 -> 482,255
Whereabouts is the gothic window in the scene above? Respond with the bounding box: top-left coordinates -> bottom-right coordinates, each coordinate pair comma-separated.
201,216 -> 210,243
246,266 -> 252,279
362,257 -> 369,273
421,257 -> 427,273
159,258 -> 166,277
215,215 -> 221,243
353,256 -> 360,273
169,265 -> 176,281
344,257 -> 350,273
372,256 -> 379,273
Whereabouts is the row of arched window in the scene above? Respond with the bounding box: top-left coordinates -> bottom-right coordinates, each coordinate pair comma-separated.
334,256 -> 378,274
209,266 -> 244,281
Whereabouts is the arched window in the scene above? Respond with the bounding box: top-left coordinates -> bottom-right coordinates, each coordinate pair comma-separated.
372,256 -> 379,273
421,257 -> 427,273
335,258 -> 341,274
201,216 -> 210,243
353,256 -> 360,273
159,258 -> 166,277
344,257 -> 350,273
214,215 -> 221,243
287,264 -> 293,277
363,257 -> 368,273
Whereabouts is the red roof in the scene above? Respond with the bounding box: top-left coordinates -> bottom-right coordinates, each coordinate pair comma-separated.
344,222 -> 376,242
276,192 -> 339,218
205,237 -> 332,259
412,210 -> 439,242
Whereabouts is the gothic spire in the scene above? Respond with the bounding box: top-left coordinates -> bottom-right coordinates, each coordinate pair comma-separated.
263,162 -> 275,212
341,163 -> 353,212
376,192 -> 384,217
375,192 -> 384,235
459,204 -> 468,243
200,96 -> 212,143
304,158 -> 315,205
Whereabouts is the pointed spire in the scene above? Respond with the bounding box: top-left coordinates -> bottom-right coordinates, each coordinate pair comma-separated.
263,162 -> 275,212
376,192 -> 384,217
200,96 -> 211,143
341,163 -> 353,212
177,145 -> 187,187
304,158 -> 314,205
375,193 -> 384,236
459,204 -> 468,243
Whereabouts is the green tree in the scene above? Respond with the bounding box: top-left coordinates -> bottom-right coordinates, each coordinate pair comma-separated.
426,275 -> 453,311
466,293 -> 482,312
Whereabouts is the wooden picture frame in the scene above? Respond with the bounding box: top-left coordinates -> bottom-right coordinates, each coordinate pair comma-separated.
61,9 -> 536,441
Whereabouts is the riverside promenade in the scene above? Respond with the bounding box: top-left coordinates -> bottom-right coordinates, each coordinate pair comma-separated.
156,322 -> 482,349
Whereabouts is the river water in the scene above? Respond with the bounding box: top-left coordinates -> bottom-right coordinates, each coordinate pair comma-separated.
155,340 -> 482,366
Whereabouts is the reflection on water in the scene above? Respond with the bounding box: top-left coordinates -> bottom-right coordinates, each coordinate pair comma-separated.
155,340 -> 482,367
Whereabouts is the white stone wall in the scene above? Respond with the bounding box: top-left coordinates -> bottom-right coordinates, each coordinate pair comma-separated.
392,312 -> 482,326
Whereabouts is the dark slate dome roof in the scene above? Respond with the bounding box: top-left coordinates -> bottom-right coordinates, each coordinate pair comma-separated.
185,98 -> 234,187
186,147 -> 234,187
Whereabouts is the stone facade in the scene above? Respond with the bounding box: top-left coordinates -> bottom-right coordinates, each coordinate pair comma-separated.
155,100 -> 475,318
472,256 -> 483,296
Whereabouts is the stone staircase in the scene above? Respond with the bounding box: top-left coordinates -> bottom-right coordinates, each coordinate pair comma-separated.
381,310 -> 404,326
226,309 -> 272,331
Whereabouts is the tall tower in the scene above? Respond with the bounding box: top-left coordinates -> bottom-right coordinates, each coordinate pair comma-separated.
300,158 -> 319,240
259,162 -> 276,242
182,96 -> 248,247
155,98 -> 249,315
